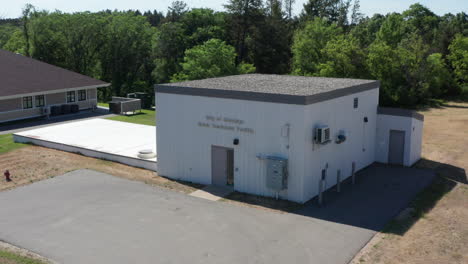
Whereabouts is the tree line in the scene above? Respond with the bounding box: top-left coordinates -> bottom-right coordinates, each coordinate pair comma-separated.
0,0 -> 466,107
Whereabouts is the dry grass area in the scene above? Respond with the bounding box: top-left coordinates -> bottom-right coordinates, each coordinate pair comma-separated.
0,146 -> 203,194
352,102 -> 468,264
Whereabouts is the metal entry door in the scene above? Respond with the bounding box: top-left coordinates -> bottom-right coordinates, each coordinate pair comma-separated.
211,146 -> 234,186
388,130 -> 405,165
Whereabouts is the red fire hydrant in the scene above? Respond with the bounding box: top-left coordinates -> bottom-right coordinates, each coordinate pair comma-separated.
4,170 -> 11,182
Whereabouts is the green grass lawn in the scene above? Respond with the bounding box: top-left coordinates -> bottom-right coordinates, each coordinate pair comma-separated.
106,109 -> 156,126
98,102 -> 109,108
0,134 -> 27,154
99,102 -> 156,126
0,250 -> 46,264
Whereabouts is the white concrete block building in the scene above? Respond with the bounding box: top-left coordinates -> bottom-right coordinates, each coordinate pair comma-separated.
155,74 -> 423,203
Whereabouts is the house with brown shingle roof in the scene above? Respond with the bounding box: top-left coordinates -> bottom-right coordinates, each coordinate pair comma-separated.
0,49 -> 109,123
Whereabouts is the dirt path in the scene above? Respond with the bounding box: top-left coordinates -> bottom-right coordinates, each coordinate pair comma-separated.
0,146 -> 203,194
352,102 -> 468,264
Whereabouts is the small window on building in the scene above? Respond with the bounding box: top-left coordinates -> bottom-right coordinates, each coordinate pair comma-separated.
353,97 -> 359,109
67,91 -> 76,103
35,95 -> 45,107
23,96 -> 33,109
78,90 -> 87,101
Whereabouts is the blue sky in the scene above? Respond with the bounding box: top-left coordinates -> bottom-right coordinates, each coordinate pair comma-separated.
1,0 -> 466,19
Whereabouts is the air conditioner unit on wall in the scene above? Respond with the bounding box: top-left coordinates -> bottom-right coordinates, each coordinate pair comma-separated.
315,125 -> 330,144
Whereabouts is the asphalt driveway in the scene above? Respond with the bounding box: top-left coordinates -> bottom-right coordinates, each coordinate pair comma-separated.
0,167 -> 434,264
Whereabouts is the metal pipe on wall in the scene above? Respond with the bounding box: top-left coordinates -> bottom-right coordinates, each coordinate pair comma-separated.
318,168 -> 327,206
336,169 -> 341,192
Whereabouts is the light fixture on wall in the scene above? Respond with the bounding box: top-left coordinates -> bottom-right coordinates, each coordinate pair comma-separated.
233,138 -> 239,145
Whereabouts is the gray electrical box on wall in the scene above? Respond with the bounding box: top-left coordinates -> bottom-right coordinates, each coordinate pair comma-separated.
266,157 -> 288,191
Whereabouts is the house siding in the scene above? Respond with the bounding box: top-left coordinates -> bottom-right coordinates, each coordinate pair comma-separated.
46,92 -> 66,105
0,98 -> 22,112
0,108 -> 42,123
0,88 -> 98,123
87,88 -> 97,99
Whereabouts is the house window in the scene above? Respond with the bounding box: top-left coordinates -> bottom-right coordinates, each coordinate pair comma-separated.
67,91 -> 76,103
23,96 -> 33,109
353,97 -> 359,109
78,90 -> 87,101
35,95 -> 45,107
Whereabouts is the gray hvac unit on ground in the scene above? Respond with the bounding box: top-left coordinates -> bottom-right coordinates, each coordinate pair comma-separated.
265,156 -> 288,191
127,92 -> 152,109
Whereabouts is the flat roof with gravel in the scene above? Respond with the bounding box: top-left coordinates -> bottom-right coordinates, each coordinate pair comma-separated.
155,74 -> 379,105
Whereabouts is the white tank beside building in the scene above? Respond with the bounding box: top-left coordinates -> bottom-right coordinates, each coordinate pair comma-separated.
155,74 -> 423,203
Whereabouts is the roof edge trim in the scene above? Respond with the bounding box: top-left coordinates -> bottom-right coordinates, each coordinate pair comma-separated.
155,80 -> 380,105
378,107 -> 424,121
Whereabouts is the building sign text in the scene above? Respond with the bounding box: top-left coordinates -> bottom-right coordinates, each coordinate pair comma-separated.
198,115 -> 254,134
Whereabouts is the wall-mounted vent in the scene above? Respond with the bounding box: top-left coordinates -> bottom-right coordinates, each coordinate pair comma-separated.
315,126 -> 331,144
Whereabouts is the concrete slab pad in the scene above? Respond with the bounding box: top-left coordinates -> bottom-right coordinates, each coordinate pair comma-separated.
190,185 -> 233,201
13,119 -> 157,171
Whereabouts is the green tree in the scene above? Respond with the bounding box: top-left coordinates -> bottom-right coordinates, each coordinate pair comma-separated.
143,10 -> 165,26
375,13 -> 407,47
21,4 -> 36,56
253,0 -> 292,73
0,24 -> 20,49
350,14 -> 385,47
397,34 -> 431,106
367,41 -> 405,106
300,0 -> 351,26
368,34 -> 433,107
152,22 -> 188,83
61,12 -> 106,76
180,8 -> 226,47
224,0 -> 265,64
317,35 -> 366,78
291,18 -> 341,75
28,11 -> 69,67
171,39 -> 254,82
434,13 -> 468,55
425,53 -> 457,97
283,0 -> 296,19
166,1 -> 188,22
3,30 -> 26,54
448,34 -> 468,88
99,12 -> 154,97
402,3 -> 439,45
350,0 -> 363,25
27,11 -> 106,76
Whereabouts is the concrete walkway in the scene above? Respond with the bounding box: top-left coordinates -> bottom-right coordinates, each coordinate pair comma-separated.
0,167 -> 434,264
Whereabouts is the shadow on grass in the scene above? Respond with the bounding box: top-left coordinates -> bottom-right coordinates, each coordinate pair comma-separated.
382,159 -> 465,235
440,103 -> 468,109
222,161 -> 463,235
417,97 -> 468,112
